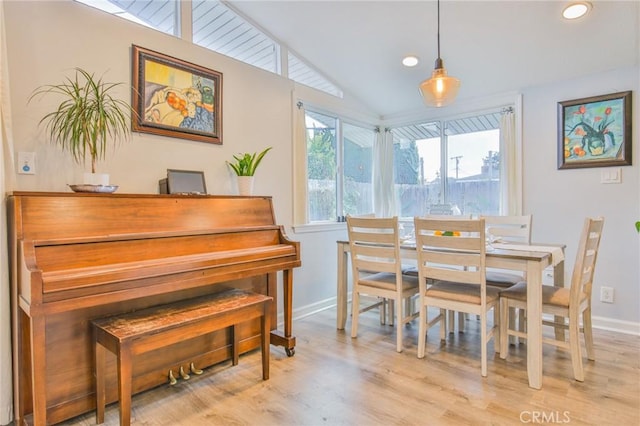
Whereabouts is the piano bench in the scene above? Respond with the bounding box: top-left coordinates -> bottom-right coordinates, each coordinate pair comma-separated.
91,288 -> 272,426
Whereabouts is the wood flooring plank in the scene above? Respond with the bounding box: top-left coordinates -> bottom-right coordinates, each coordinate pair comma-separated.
59,307 -> 640,426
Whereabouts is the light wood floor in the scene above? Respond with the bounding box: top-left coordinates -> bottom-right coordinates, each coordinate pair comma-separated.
60,307 -> 640,426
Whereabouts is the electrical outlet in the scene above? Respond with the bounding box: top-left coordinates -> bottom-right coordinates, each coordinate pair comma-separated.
600,286 -> 614,304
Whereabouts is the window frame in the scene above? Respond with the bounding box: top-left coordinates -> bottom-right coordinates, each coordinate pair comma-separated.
390,105 -> 520,219
294,103 -> 377,230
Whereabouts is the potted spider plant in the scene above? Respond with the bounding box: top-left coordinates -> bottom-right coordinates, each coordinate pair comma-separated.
226,147 -> 272,195
29,67 -> 133,191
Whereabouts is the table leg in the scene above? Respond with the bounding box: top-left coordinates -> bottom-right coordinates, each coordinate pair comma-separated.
337,242 -> 349,330
526,260 -> 543,389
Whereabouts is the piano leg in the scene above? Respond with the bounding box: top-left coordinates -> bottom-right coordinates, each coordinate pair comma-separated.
31,315 -> 48,425
269,269 -> 296,356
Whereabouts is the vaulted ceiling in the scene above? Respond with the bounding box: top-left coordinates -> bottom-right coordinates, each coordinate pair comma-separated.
228,1 -> 639,118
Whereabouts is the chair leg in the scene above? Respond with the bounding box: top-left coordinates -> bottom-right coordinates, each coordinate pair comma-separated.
447,310 -> 455,334
583,306 -> 595,361
351,289 -> 360,339
499,298 -> 509,359
569,311 -> 585,382
517,308 -> 526,341
405,297 -> 413,322
418,304 -> 427,358
396,297 -> 403,353
508,308 -> 517,345
480,311 -> 488,377
439,309 -> 447,341
458,312 -> 465,332
493,304 -> 500,351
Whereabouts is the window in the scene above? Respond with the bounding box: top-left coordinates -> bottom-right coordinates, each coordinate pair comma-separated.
192,0 -> 279,74
391,110 -> 504,218
75,0 -> 179,36
305,109 -> 374,222
191,1 -> 342,96
75,1 -> 342,97
288,52 -> 343,98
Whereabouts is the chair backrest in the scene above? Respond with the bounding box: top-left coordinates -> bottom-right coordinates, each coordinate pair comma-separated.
413,217 -> 486,300
481,214 -> 532,244
570,217 -> 604,306
346,216 -> 402,277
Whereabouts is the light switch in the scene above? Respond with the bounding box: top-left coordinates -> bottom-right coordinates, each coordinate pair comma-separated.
601,168 -> 621,184
17,152 -> 36,175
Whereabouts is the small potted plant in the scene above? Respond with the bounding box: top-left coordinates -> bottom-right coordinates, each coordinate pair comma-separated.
29,67 -> 133,191
226,147 -> 272,195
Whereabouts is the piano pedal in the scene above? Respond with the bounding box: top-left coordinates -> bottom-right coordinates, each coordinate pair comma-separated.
168,369 -> 178,385
190,362 -> 203,375
179,365 -> 190,380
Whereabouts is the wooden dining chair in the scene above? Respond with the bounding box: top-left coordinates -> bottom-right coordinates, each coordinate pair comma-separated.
480,215 -> 533,340
481,214 -> 532,288
347,216 -> 420,352
403,214 -> 473,334
499,217 -> 604,381
413,217 -> 500,377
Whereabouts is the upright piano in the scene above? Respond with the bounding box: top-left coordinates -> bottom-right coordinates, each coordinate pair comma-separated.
7,192 -> 301,425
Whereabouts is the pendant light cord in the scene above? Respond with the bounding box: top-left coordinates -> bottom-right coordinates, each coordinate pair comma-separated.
437,0 -> 441,60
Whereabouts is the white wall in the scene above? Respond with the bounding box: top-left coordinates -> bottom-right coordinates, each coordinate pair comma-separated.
4,0 -> 639,348
522,67 -> 640,331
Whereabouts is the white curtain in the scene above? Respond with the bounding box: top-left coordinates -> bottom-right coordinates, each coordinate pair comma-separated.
499,108 -> 518,215
292,98 -> 308,225
0,1 -> 16,423
373,128 -> 395,217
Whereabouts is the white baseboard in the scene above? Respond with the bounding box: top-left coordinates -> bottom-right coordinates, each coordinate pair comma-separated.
278,298 -> 640,337
0,402 -> 12,426
277,297 -> 337,325
591,316 -> 640,336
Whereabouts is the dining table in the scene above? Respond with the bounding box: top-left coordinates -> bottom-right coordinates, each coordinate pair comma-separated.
336,239 -> 565,390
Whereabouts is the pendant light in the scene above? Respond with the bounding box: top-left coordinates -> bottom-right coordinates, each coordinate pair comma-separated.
419,0 -> 460,107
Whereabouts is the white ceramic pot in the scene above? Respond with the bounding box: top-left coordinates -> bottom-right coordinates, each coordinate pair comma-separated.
236,176 -> 254,195
83,172 -> 110,186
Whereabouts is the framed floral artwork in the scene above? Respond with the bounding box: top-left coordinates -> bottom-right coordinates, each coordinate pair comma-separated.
132,45 -> 222,144
558,91 -> 631,169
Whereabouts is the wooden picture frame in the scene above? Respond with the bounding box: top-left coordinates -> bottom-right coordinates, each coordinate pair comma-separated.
132,45 -> 222,144
558,91 -> 631,169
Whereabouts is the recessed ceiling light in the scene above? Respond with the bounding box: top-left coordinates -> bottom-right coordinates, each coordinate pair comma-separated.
562,2 -> 591,20
402,56 -> 419,67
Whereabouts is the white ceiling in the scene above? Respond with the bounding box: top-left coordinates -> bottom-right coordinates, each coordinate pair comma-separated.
228,0 -> 639,118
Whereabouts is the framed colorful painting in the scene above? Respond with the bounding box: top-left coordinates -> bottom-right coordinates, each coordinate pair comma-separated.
132,45 -> 223,144
558,91 -> 631,169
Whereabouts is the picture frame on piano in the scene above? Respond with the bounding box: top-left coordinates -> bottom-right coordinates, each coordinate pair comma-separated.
159,169 -> 207,195
132,45 -> 223,145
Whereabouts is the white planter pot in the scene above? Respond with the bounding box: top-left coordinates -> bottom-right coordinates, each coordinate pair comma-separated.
83,172 -> 110,186
236,176 -> 254,195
